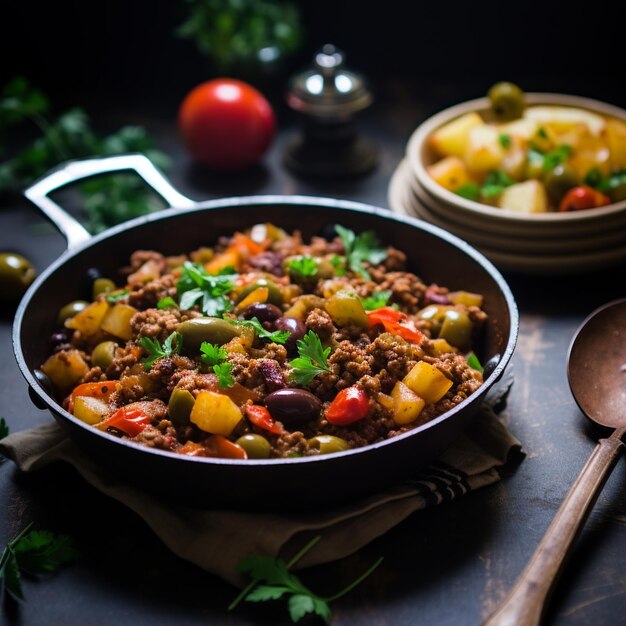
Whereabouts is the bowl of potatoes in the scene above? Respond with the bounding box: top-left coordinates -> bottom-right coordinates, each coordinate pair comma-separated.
395,83 -> 626,273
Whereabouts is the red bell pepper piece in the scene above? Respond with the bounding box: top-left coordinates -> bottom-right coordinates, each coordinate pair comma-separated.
326,386 -> 369,426
559,186 -> 611,212
67,380 -> 117,413
204,435 -> 248,460
367,307 -> 425,345
102,406 -> 151,437
245,404 -> 284,435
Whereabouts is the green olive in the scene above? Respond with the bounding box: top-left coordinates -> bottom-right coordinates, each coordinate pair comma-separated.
177,317 -> 241,353
168,388 -> 196,425
92,277 -> 116,299
0,252 -> 36,303
57,300 -> 90,324
487,82 -> 525,121
308,435 -> 349,455
238,279 -> 283,306
235,433 -> 271,459
543,164 -> 578,202
438,310 -> 473,350
91,341 -> 118,370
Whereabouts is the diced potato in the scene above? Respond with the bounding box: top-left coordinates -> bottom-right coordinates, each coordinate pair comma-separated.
429,112 -> 484,158
430,338 -> 457,355
497,118 -> 538,142
65,300 -> 110,336
100,303 -> 138,341
447,290 -> 483,307
500,138 -> 527,180
377,392 -> 394,411
41,350 -> 90,393
190,390 -> 242,435
606,117 -> 626,170
73,396 -> 112,425
498,180 -> 549,213
426,156 -> 472,191
390,381 -> 425,425
324,291 -> 369,328
464,125 -> 505,174
403,361 -> 453,404
523,106 -> 605,137
570,133 -> 611,179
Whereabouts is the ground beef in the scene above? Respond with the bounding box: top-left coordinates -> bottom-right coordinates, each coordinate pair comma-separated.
327,340 -> 373,389
374,271 -> 428,313
244,252 -> 284,276
305,308 -> 336,339
271,430 -> 310,458
130,307 -> 200,341
127,274 -> 177,309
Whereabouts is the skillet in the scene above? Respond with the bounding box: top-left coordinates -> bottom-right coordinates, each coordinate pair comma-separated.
13,154 -> 518,511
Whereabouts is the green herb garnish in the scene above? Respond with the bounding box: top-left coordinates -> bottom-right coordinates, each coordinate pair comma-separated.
536,126 -> 549,140
360,290 -> 392,311
176,261 -> 237,316
200,342 -> 228,367
480,170 -> 515,199
466,351 -> 484,373
542,144 -> 573,171
213,362 -> 235,388
0,523 -> 79,602
498,133 -> 512,149
156,296 -> 179,310
139,331 -> 183,370
455,182 -> 480,201
228,317 -> 290,344
286,256 -> 318,279
589,169 -> 626,194
335,225 -> 387,280
330,255 -> 347,276
231,535 -> 383,623
106,289 -> 130,303
289,330 -> 331,384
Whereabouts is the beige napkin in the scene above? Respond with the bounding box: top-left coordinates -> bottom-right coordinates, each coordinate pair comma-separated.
0,376 -> 522,588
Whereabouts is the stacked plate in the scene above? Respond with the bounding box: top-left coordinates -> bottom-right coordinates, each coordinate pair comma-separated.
388,94 -> 626,274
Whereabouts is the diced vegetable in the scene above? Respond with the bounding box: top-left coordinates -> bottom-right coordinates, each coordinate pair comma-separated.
326,386 -> 369,426
523,106 -> 606,137
204,248 -> 241,273
429,112 -> 484,158
245,404 -> 284,435
403,361 -> 453,404
447,291 -> 483,307
98,405 -> 151,436
368,307 -> 425,345
606,118 -> 626,170
325,291 -> 369,328
73,396 -> 113,425
283,294 -> 325,320
40,350 -> 90,393
168,388 -> 196,425
439,310 -> 473,349
498,179 -> 548,213
559,186 -> 611,212
235,286 -> 269,311
100,303 -> 138,340
68,380 -> 118,413
65,300 -> 109,336
203,434 -> 248,459
464,125 -> 505,174
431,338 -> 457,355
189,390 -> 242,435
390,381 -> 425,425
426,156 -> 472,191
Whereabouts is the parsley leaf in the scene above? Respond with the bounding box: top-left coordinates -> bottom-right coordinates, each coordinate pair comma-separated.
330,255 -> 347,276
455,182 -> 480,201
466,351 -> 483,373
233,536 -> 383,624
200,342 -> 228,367
228,317 -> 290,344
289,331 -> 331,384
335,225 -> 387,279
156,296 -> 178,310
360,290 -> 392,311
139,331 -> 183,370
177,262 -> 236,317
213,362 -> 234,388
0,524 -> 78,602
106,289 -> 130,304
286,256 -> 318,279
498,133 -> 512,149
542,144 -> 572,171
0,417 -> 8,439
480,170 -> 515,199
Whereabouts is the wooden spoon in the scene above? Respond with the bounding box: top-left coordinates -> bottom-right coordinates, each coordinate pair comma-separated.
483,298 -> 626,626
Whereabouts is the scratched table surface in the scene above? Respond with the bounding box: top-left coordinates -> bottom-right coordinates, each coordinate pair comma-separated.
2,81 -> 626,626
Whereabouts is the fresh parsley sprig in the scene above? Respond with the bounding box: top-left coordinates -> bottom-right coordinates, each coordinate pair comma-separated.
106,289 -> 130,304
176,262 -> 237,317
0,523 -> 79,602
156,296 -> 178,310
289,331 -> 331,385
360,290 -> 392,311
286,256 -> 318,280
231,535 -> 383,623
139,331 -> 183,371
335,225 -> 387,280
200,342 -> 234,387
228,317 -> 291,345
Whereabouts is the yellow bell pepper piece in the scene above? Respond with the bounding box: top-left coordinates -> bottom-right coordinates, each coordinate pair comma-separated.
391,381 -> 425,425
100,303 -> 138,341
447,291 -> 483,307
236,287 -> 269,311
190,391 -> 242,436
324,291 -> 369,328
403,361 -> 452,404
430,338 -> 457,355
65,300 -> 110,336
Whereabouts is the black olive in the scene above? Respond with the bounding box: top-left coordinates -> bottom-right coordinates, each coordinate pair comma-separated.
274,317 -> 306,353
265,388 -> 322,425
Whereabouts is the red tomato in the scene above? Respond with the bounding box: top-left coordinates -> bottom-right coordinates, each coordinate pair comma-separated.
559,186 -> 611,212
367,307 -> 425,345
326,386 -> 369,426
102,407 -> 151,437
178,79 -> 276,171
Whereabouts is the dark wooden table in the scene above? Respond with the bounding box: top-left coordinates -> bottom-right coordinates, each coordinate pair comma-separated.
2,82 -> 626,625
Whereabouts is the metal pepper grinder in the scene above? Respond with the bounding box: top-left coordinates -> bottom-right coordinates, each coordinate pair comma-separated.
284,44 -> 377,178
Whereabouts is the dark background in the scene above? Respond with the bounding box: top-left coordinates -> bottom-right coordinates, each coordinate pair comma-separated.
3,0 -> 626,117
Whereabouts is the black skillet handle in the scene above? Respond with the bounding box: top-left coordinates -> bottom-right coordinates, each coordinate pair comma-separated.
23,153 -> 196,249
